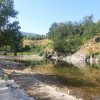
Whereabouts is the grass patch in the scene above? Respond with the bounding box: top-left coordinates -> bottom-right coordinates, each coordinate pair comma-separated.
6,84 -> 12,87
2,64 -> 7,67
1,74 -> 8,81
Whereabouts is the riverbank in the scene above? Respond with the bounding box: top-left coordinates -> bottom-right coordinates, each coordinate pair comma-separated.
0,55 -> 43,60
0,60 -> 79,100
0,63 -> 35,100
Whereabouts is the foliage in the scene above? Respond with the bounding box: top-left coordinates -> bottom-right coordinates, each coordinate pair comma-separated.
23,45 -> 31,51
24,34 -> 46,40
0,0 -> 23,52
0,51 -> 7,55
98,54 -> 100,60
44,49 -> 47,58
93,52 -> 99,55
38,49 -> 44,56
1,74 -> 8,81
85,53 -> 90,59
89,52 -> 99,55
6,84 -> 12,87
30,43 -> 35,52
36,45 -> 42,52
46,15 -> 100,53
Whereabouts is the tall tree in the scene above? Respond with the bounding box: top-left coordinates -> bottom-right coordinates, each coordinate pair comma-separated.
0,0 -> 23,50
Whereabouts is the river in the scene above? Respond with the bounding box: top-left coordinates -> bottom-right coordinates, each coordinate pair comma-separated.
2,58 -> 100,100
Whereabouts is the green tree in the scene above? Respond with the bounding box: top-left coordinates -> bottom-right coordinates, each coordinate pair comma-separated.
46,15 -> 98,54
0,0 -> 23,51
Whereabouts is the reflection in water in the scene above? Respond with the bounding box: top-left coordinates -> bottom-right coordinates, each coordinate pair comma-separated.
5,58 -> 100,99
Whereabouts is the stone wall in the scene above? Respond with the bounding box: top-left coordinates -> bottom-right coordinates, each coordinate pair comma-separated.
63,51 -> 86,62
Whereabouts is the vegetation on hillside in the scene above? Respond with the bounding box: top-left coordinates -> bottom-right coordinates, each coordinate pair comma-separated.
23,34 -> 46,40
46,15 -> 100,54
0,0 -> 100,56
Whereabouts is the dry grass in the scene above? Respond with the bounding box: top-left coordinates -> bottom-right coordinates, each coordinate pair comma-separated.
80,35 -> 100,54
23,40 -> 34,47
23,39 -> 52,47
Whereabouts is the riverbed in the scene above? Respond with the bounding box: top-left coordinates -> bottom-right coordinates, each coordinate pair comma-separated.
0,59 -> 100,100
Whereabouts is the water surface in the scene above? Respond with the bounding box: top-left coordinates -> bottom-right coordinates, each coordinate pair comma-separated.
4,59 -> 100,99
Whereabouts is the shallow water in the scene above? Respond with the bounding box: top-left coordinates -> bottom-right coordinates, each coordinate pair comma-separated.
3,59 -> 100,99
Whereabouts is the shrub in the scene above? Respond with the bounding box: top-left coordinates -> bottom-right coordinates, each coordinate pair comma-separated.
93,52 -> 99,55
89,51 -> 93,55
0,51 -> 7,55
14,51 -> 17,55
42,45 -> 46,49
37,45 -> 42,52
81,37 -> 87,44
30,48 -> 35,52
4,51 -> 7,55
68,53 -> 72,56
38,49 -> 44,56
44,49 -> 47,58
6,84 -> 12,87
89,52 -> 99,55
23,45 -> 31,51
98,54 -> 100,60
1,74 -> 8,81
85,53 -> 90,59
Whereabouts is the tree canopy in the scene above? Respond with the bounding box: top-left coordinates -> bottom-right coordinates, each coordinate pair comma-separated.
46,15 -> 100,53
0,0 -> 23,50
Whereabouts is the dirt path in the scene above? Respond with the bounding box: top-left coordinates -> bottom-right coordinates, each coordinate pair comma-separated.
0,60 -> 79,100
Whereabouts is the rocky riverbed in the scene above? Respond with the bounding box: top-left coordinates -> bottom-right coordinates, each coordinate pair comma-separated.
0,60 -> 79,100
0,63 -> 35,100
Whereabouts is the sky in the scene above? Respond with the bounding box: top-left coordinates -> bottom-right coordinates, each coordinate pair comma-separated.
11,0 -> 100,35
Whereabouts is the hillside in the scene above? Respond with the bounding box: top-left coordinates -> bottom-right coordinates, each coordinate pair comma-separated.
23,33 -> 100,55
79,34 -> 100,55
23,39 -> 52,47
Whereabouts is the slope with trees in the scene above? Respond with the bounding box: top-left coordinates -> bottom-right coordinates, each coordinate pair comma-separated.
46,15 -> 100,54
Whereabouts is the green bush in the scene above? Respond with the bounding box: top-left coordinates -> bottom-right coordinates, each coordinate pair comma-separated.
98,54 -> 100,60
1,74 -> 8,81
38,49 -> 44,56
81,37 -> 87,44
44,49 -> 47,58
0,51 -> 7,55
14,51 -> 17,55
37,45 -> 42,52
85,53 -> 90,59
89,51 -> 93,55
93,52 -> 99,55
4,51 -> 7,55
89,52 -> 99,55
42,45 -> 46,49
23,45 -> 31,51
